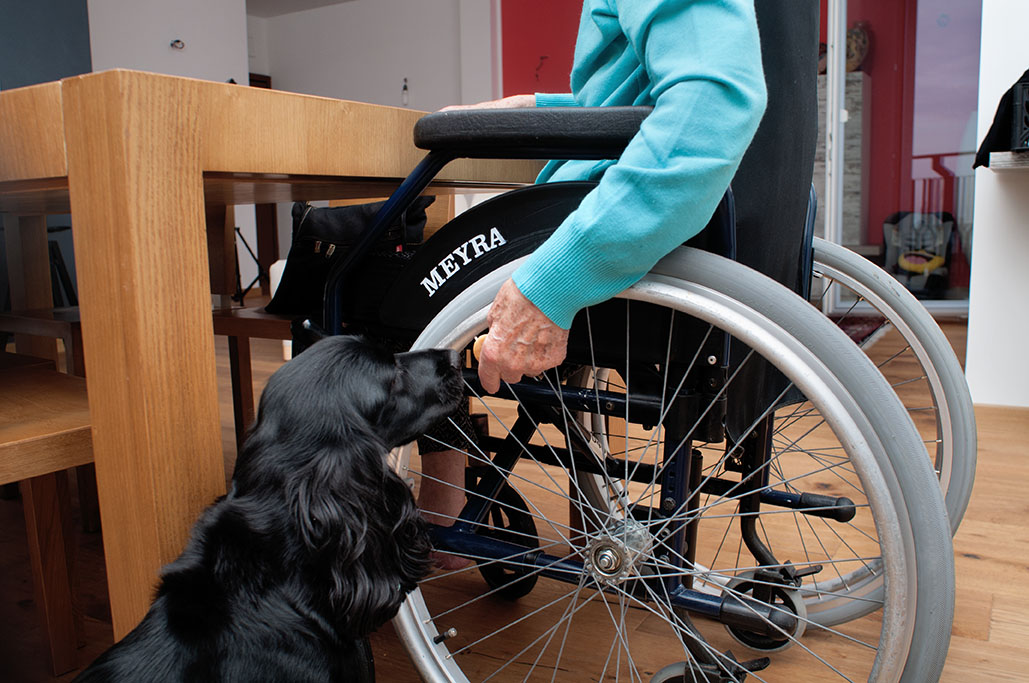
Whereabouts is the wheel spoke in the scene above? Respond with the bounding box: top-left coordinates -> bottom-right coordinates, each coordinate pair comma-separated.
479,577 -> 597,682
449,582 -> 588,658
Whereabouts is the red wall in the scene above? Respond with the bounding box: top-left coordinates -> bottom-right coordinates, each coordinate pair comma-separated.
502,0 -> 924,245
501,0 -> 580,97
821,0 -> 920,244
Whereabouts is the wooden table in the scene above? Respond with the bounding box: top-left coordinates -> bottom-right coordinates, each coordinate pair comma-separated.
0,69 -> 541,638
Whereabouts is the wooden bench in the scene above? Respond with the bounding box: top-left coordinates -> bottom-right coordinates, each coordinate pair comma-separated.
1,364 -> 93,480
0,307 -> 98,531
0,304 -> 294,452
1,357 -> 93,675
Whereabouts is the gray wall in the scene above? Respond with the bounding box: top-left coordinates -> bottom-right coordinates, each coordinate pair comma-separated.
0,0 -> 92,89
1,0 -> 91,310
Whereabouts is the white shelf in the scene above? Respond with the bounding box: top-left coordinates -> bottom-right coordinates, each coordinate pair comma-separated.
988,150 -> 1029,170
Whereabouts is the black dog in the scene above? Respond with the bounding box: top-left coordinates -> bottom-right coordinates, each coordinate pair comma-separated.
75,336 -> 463,682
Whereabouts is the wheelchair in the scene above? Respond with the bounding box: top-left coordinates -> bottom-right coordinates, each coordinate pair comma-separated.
305,3 -> 967,679
807,235 -> 977,532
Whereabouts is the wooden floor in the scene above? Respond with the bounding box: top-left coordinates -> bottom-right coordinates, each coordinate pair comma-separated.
1,323 -> 1026,681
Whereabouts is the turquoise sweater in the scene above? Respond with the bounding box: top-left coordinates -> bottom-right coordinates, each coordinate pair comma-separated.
511,0 -> 767,329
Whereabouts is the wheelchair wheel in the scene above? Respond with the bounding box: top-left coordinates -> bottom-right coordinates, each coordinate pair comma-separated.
812,237 -> 977,531
394,248 -> 953,682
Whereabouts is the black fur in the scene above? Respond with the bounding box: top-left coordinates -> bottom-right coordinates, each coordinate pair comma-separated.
75,336 -> 463,682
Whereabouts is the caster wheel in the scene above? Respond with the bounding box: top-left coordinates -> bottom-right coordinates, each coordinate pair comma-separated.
725,571 -> 807,652
476,483 -> 539,599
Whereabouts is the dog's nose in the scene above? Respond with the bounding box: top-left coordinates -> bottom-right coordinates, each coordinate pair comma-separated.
443,349 -> 461,371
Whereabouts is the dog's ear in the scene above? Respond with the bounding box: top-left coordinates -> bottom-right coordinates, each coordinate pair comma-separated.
286,433 -> 431,637
332,468 -> 433,637
287,440 -> 373,559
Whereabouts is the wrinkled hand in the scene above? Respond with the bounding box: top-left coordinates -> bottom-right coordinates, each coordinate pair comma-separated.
477,279 -> 569,394
440,94 -> 536,112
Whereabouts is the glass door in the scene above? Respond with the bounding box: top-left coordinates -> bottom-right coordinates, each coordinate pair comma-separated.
818,0 -> 981,317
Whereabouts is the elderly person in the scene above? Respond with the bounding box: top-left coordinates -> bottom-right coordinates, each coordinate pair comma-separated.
420,0 -> 768,567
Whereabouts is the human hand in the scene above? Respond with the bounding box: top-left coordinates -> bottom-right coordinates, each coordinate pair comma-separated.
440,94 -> 536,112
477,279 -> 569,394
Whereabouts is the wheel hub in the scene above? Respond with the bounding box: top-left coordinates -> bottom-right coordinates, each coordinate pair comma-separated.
585,518 -> 653,584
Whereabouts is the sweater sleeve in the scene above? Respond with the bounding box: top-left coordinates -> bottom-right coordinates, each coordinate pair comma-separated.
512,0 -> 767,329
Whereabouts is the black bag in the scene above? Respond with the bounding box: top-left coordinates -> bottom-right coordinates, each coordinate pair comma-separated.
974,68 -> 1029,168
265,197 -> 435,316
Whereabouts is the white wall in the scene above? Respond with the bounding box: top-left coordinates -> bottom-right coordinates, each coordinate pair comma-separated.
247,0 -> 499,107
458,0 -> 502,105
88,0 -> 249,84
247,14 -> 270,78
87,0 -> 261,294
965,0 -> 1029,407
259,0 -> 462,111
249,0 -> 498,252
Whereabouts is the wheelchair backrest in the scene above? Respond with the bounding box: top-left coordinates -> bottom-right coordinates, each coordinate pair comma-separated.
731,0 -> 820,296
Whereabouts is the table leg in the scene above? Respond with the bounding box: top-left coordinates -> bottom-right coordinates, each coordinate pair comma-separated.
206,203 -> 236,298
62,71 -> 226,638
255,203 -> 278,296
227,334 -> 254,450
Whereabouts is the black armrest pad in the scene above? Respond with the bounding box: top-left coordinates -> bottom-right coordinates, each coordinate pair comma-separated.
413,106 -> 652,160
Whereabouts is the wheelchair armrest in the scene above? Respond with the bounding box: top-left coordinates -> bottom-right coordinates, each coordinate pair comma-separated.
413,106 -> 653,161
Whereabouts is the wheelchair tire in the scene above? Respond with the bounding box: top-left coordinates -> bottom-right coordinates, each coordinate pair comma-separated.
812,237 -> 977,531
394,248 -> 954,682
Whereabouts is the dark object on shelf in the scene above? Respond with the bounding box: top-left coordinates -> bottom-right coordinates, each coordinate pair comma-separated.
973,68 -> 1029,168
1012,82 -> 1029,151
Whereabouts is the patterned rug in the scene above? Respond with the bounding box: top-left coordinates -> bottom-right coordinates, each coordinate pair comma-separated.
832,315 -> 890,347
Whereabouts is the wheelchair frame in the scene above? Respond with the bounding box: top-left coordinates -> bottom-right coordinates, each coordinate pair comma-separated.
296,103 -> 963,681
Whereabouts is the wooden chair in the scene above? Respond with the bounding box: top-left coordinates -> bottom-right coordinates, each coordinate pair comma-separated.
0,307 -> 100,532
211,306 -> 294,449
0,351 -> 93,675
